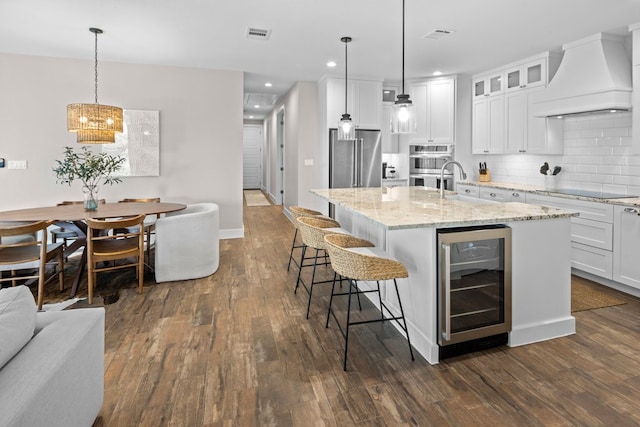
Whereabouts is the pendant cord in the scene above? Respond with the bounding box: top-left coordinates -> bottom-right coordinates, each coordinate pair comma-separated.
94,30 -> 99,104
401,0 -> 405,95
344,39 -> 348,114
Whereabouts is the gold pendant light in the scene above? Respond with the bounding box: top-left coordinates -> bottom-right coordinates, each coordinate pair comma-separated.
67,28 -> 123,144
391,0 -> 416,134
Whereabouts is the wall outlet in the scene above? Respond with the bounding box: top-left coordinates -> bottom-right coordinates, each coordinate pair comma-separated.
7,160 -> 27,169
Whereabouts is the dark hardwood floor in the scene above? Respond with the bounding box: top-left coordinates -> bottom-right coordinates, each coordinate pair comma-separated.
92,201 -> 640,426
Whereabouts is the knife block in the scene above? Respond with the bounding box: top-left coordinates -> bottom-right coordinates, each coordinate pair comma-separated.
479,170 -> 491,182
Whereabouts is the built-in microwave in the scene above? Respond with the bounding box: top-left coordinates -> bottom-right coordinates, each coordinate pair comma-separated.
409,143 -> 455,175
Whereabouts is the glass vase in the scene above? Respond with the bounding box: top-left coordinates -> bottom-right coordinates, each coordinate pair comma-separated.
83,185 -> 99,211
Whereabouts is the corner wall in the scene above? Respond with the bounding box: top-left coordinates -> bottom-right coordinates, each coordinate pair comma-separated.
0,53 -> 244,236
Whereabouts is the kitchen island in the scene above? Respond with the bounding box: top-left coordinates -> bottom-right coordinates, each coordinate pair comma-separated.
311,186 -> 577,364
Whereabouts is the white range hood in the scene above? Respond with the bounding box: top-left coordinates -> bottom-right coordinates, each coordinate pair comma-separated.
531,33 -> 632,117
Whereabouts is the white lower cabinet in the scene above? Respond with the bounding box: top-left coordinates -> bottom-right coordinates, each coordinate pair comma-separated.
455,183 -> 479,197
525,193 -> 614,280
479,187 -> 511,202
613,205 -> 640,289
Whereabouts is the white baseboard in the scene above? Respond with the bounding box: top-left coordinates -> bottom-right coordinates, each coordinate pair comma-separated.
508,316 -> 576,347
220,228 -> 244,239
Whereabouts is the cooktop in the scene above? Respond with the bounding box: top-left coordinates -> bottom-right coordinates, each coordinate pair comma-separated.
547,189 -> 638,199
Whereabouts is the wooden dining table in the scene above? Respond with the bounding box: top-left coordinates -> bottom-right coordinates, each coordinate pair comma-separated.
0,202 -> 186,296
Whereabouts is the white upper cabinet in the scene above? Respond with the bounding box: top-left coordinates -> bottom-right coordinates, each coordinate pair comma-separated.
472,52 -> 562,155
504,58 -> 546,93
409,78 -> 455,143
473,72 -> 504,99
321,76 -> 382,130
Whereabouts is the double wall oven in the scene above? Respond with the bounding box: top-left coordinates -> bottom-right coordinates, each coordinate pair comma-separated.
409,143 -> 454,189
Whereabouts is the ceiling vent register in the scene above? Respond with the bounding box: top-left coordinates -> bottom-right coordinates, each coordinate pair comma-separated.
246,27 -> 271,40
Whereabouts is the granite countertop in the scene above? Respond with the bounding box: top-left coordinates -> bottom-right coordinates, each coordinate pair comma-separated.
311,187 -> 576,230
459,180 -> 640,207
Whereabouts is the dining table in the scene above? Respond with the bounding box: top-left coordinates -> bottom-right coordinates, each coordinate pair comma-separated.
0,202 -> 186,297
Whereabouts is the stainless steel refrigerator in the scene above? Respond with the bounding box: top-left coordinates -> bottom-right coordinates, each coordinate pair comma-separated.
329,128 -> 382,189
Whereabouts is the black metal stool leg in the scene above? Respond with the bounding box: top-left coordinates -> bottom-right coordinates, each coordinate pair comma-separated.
376,281 -> 384,320
326,272 -> 339,328
287,228 -> 298,271
393,278 -> 414,361
294,244 -> 306,294
305,248 -> 320,319
344,278 -> 355,371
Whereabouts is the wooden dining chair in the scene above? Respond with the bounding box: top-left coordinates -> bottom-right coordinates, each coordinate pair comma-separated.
0,220 -> 65,310
118,198 -> 160,266
85,214 -> 146,304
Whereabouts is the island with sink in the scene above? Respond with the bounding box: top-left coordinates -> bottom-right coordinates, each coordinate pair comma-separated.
311,186 -> 578,364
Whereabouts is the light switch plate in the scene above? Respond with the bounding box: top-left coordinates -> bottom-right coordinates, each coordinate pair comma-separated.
7,160 -> 27,169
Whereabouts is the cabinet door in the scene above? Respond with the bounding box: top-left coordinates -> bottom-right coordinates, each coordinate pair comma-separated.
410,83 -> 429,140
381,105 -> 398,153
613,206 -> 640,289
505,67 -> 522,93
524,59 -> 546,89
487,96 -> 505,153
487,72 -> 504,96
354,80 -> 382,129
473,76 -> 487,98
456,183 -> 479,197
479,187 -> 511,202
472,98 -> 489,154
427,79 -> 455,143
505,91 -> 527,153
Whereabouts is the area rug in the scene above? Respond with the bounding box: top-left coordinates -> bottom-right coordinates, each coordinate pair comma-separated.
572,281 -> 626,312
244,190 -> 271,206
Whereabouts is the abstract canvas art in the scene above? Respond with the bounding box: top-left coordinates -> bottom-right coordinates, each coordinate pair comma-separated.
103,110 -> 160,177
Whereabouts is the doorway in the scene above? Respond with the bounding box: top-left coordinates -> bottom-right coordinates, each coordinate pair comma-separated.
242,125 -> 263,190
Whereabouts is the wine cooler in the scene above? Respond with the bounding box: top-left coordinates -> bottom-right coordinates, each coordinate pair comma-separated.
437,225 -> 512,358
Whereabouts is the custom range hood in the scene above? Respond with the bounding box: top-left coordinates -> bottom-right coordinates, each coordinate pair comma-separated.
531,33 -> 632,117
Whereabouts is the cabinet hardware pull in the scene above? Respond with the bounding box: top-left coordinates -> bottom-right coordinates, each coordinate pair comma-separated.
624,207 -> 639,214
512,193 -> 520,197
490,193 -> 496,197
465,189 -> 471,193
483,150 -> 489,153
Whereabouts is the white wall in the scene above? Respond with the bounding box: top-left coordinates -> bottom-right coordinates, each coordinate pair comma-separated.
263,82 -> 318,211
0,53 -> 244,236
463,111 -> 639,195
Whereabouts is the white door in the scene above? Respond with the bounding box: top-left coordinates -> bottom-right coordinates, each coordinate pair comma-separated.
243,125 -> 262,189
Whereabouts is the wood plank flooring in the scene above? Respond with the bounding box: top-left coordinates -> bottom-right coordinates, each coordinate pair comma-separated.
94,202 -> 640,426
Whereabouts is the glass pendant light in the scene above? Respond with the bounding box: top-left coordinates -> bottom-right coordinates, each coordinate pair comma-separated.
391,0 -> 416,134
337,36 -> 356,140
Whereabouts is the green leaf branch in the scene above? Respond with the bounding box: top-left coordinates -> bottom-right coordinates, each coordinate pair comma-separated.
53,146 -> 125,188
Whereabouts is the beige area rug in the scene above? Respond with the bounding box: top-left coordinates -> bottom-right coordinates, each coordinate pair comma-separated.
572,281 -> 626,312
244,190 -> 271,206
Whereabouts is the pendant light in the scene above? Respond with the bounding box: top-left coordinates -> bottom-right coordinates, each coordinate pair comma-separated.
67,28 -> 123,144
337,36 -> 356,140
391,0 -> 416,134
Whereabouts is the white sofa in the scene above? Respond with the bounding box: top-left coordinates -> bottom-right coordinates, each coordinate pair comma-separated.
154,202 -> 220,283
0,286 -> 105,427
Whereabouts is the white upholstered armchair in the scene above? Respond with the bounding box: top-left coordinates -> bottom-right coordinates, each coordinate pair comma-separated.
154,203 -> 220,283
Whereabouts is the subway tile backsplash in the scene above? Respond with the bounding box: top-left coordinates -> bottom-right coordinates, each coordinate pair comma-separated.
480,111 -> 640,196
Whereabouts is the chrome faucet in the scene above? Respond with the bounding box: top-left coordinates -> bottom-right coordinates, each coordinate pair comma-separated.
440,161 -> 467,199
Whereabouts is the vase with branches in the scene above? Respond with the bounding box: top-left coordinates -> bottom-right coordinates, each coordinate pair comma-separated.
52,146 -> 125,210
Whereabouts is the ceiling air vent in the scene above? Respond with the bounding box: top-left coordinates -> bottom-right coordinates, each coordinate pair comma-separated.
422,29 -> 455,40
246,27 -> 271,40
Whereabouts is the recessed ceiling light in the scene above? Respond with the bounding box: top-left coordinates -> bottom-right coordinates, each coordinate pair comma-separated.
383,90 -> 390,94
254,105 -> 260,108
433,71 -> 443,76
265,82 -> 272,87
327,61 -> 337,68
249,115 -> 254,119
610,109 -> 617,113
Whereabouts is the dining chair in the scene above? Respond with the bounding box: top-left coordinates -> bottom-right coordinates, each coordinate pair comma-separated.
0,220 -> 65,310
51,200 -> 106,251
85,214 -> 146,304
118,198 -> 160,266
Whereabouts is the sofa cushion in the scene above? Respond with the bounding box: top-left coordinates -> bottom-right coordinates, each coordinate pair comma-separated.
0,286 -> 37,369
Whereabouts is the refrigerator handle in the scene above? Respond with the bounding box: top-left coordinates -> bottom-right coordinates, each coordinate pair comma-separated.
358,138 -> 364,187
352,140 -> 357,187
442,243 -> 452,342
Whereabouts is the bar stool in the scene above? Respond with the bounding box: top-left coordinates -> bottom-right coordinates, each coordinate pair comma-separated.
288,206 -> 326,272
295,216 -> 352,319
323,233 -> 414,371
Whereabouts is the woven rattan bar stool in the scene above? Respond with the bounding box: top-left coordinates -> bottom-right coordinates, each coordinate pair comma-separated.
295,216 -> 352,319
323,233 -> 415,371
288,206 -> 325,272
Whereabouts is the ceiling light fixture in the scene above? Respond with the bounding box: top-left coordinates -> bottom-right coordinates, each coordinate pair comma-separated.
433,71 -> 443,76
67,28 -> 123,144
391,0 -> 416,134
327,60 -> 337,68
337,36 -> 356,141
265,82 -> 273,87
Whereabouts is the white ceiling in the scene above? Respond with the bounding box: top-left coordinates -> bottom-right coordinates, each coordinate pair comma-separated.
1,0 -> 640,119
